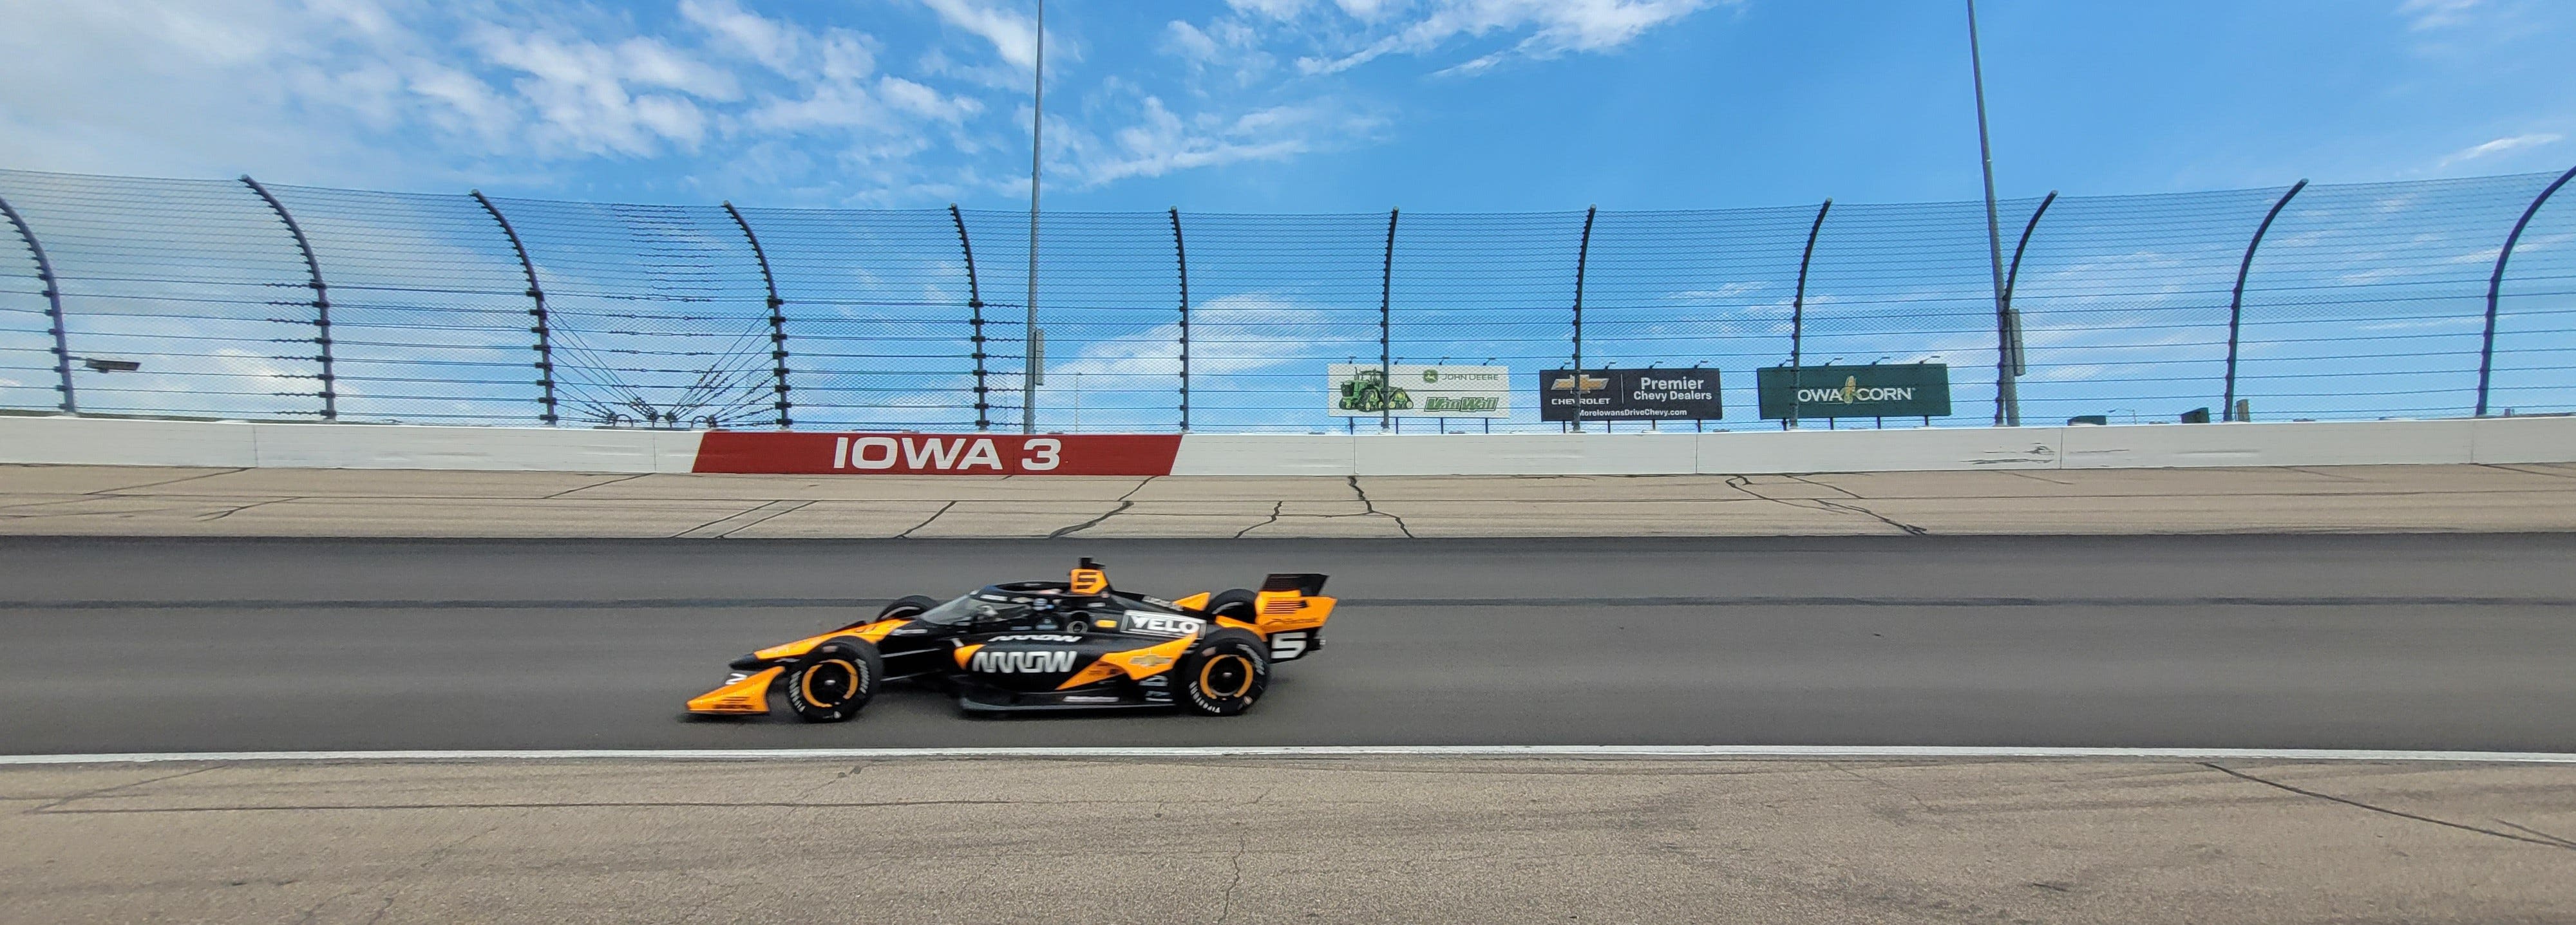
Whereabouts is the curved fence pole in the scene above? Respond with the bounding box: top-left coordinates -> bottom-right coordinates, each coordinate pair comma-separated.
950,204 -> 990,432
241,176 -> 336,420
2477,164 -> 2576,416
2222,179 -> 2307,422
0,194 -> 74,413
471,191 -> 556,425
1571,205 -> 1597,433
1788,198 -> 1832,428
723,202 -> 793,429
1170,207 -> 1190,432
1379,208 -> 1399,431
1790,199 -> 1831,369
2000,190 -> 2057,398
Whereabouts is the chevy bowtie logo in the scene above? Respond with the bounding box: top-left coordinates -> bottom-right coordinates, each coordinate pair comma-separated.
1551,375 -> 1609,391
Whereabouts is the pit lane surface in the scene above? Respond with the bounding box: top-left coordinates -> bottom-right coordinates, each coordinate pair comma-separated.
4,535 -> 2574,754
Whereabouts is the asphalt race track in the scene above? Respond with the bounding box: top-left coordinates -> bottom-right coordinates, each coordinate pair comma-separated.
4,535 -> 2574,755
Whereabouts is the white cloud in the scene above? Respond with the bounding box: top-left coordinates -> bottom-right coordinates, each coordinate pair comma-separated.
1276,0 -> 1725,75
916,0 -> 1045,71
1051,94 -> 1384,187
0,0 -> 1691,203
2400,0 -> 2485,30
468,27 -> 737,156
680,0 -> 800,72
2437,132 -> 2562,167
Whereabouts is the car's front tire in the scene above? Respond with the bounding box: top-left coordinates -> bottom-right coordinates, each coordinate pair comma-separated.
785,638 -> 881,723
1178,631 -> 1269,716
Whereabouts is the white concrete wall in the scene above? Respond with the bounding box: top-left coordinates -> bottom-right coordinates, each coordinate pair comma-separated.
3,415 -> 2572,475
0,417 -> 703,473
1174,418 -> 2576,475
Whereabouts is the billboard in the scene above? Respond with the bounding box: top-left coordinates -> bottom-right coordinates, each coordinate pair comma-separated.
1538,368 -> 1723,422
1327,364 -> 1510,418
1755,364 -> 1951,420
694,433 -> 1184,475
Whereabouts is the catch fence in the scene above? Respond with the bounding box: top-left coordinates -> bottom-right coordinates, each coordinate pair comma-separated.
2,165 -> 2572,433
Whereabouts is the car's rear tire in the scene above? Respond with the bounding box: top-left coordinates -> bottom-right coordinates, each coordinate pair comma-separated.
879,595 -> 942,621
1178,631 -> 1268,716
1203,588 -> 1259,622
786,638 -> 881,723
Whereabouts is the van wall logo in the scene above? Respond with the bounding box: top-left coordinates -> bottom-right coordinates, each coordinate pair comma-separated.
1794,377 -> 1918,404
692,433 -> 1183,476
1327,364 -> 1510,418
1754,364 -> 1951,420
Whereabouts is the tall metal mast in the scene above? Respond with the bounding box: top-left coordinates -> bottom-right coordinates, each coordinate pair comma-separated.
1023,0 -> 1045,434
1968,0 -> 2019,426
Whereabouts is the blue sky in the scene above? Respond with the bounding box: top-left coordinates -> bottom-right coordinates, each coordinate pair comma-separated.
1,0 -> 2571,212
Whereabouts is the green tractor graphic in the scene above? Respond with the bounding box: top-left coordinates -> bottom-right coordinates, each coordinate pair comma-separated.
1337,368 -> 1414,413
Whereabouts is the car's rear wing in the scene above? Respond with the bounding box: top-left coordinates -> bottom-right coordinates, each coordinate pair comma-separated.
1247,573 -> 1332,661
1260,573 -> 1327,597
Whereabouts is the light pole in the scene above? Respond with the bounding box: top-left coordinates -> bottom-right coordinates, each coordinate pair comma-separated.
1023,0 -> 1045,434
1967,0 -> 2019,427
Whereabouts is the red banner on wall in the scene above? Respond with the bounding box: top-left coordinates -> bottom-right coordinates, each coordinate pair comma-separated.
692,433 -> 1183,476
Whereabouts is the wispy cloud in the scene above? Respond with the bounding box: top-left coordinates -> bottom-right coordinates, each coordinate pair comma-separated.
2437,132 -> 2562,167
1055,95 -> 1387,187
1248,0 -> 1727,76
2400,0 -> 2486,30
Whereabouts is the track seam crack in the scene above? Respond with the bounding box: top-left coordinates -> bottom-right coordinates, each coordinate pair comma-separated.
197,497 -> 303,522
1783,474 -> 1864,499
1049,476 -> 1156,539
1811,499 -> 1930,536
718,500 -> 813,537
32,765 -> 218,812
95,468 -> 247,494
544,473 -> 649,498
671,502 -> 771,538
897,501 -> 957,539
2202,763 -> 2576,852
1725,476 -> 1927,536
1348,475 -> 1412,537
1234,501 -> 1285,539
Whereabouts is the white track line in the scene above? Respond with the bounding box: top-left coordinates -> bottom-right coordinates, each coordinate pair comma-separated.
5,745 -> 2576,765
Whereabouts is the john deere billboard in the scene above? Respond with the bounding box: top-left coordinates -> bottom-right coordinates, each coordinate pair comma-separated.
1756,363 -> 1951,420
1327,364 -> 1510,418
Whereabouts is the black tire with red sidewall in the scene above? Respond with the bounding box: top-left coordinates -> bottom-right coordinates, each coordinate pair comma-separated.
1178,630 -> 1269,716
786,638 -> 882,723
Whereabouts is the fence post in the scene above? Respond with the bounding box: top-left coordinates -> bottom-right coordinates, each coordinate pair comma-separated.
240,176 -> 336,421
1788,198 -> 1832,427
2478,164 -> 2576,416
950,204 -> 990,432
2000,191 -> 2056,401
1379,208 -> 1399,431
2223,179 -> 2307,422
472,191 -> 557,425
723,202 -> 793,429
1170,207 -> 1191,432
0,194 -> 74,413
1571,205 -> 1597,432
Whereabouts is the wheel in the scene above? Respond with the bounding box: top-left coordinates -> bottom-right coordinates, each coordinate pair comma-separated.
785,638 -> 882,723
1178,631 -> 1269,716
1203,588 -> 1259,622
879,595 -> 942,621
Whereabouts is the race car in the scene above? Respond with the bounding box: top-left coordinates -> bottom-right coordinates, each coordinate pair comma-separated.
687,559 -> 1333,721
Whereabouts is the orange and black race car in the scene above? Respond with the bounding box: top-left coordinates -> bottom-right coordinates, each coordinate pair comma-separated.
687,559 -> 1333,721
